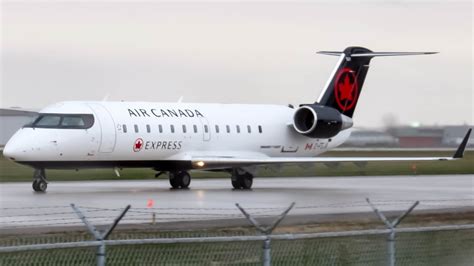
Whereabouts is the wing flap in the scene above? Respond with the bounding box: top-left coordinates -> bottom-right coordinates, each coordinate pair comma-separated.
192,155 -> 454,169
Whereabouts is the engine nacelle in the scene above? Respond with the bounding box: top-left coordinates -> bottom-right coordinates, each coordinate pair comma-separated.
293,104 -> 353,138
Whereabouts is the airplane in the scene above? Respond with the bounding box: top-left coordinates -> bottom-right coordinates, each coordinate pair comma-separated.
3,46 -> 471,192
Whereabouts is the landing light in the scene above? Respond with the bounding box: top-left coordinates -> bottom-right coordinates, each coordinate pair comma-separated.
195,161 -> 205,168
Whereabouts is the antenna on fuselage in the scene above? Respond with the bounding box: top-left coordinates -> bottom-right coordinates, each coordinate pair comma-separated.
177,96 -> 184,103
102,93 -> 111,102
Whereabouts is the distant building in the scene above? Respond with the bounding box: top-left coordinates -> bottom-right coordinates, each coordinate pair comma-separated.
343,130 -> 398,147
388,125 -> 473,148
390,127 -> 444,148
343,125 -> 473,148
0,108 -> 38,147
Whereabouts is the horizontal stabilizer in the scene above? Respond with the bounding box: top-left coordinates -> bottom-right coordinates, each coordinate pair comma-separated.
317,51 -> 438,57
316,46 -> 438,118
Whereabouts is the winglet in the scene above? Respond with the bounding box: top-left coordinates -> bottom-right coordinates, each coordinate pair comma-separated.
453,129 -> 471,159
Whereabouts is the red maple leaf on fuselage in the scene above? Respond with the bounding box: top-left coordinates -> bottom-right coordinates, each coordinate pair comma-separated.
135,140 -> 143,150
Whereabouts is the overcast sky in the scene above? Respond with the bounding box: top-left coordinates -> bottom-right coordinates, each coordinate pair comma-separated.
1,0 -> 472,128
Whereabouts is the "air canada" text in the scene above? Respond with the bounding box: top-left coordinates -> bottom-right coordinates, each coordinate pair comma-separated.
128,108 -> 204,118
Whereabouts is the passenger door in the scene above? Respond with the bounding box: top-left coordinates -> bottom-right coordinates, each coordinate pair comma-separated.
88,103 -> 117,153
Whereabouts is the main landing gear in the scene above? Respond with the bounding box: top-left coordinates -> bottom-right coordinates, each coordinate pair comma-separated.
32,168 -> 48,192
161,169 -> 254,190
169,171 -> 191,189
231,170 -> 253,190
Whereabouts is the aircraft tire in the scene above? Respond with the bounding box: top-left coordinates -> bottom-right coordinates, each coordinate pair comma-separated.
239,173 -> 253,190
231,180 -> 241,189
32,168 -> 47,192
169,173 -> 180,189
32,180 -> 39,191
32,180 -> 47,192
178,171 -> 191,189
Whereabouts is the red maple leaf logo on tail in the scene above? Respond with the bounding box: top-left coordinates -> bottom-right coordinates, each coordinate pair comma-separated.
334,68 -> 359,112
338,75 -> 354,101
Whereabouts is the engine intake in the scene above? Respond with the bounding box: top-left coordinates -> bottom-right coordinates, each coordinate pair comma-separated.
293,104 -> 352,138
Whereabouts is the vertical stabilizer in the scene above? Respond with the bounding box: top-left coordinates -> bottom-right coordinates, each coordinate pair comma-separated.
316,46 -> 437,118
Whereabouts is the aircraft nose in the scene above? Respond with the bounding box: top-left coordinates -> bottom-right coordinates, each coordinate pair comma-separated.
3,139 -> 19,161
3,130 -> 29,161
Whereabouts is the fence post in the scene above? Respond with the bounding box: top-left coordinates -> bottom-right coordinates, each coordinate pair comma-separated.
71,204 -> 131,266
236,202 -> 295,266
366,198 -> 418,266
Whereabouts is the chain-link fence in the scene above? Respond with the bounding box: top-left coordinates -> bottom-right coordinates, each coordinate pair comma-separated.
1,200 -> 473,265
1,226 -> 473,265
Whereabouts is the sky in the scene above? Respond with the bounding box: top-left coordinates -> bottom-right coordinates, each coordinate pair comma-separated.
0,0 -> 472,128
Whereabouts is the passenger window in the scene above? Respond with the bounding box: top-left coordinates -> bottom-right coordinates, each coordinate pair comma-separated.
247,125 -> 251,133
182,125 -> 187,133
204,125 -> 209,133
62,116 -> 85,127
146,124 -> 151,133
170,125 -> 175,133
123,125 -> 127,133
236,125 -> 240,133
193,125 -> 198,133
158,124 -> 163,133
134,125 -> 139,133
215,125 -> 219,133
258,125 -> 263,133
226,125 -> 230,133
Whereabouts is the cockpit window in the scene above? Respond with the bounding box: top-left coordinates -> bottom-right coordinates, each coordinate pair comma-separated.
62,116 -> 85,127
25,114 -> 94,129
35,115 -> 61,127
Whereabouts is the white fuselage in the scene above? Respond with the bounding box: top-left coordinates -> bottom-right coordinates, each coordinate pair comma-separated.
3,101 -> 351,170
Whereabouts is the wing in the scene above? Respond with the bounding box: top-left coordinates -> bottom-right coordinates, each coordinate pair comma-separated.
191,129 -> 471,169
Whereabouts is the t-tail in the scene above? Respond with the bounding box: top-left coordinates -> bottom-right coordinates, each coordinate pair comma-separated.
293,47 -> 437,139
316,46 -> 437,118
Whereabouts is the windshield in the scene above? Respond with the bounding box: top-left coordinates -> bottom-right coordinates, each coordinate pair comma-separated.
35,115 -> 61,127
25,114 -> 94,129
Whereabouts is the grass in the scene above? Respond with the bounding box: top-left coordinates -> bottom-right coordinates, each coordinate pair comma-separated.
0,150 -> 472,182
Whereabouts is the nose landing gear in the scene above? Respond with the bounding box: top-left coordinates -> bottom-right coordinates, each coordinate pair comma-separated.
32,168 -> 48,192
169,171 -> 191,189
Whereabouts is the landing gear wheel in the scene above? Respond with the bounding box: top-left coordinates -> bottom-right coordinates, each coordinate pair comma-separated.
32,169 -> 48,192
178,171 -> 191,188
239,173 -> 253,189
32,180 -> 47,192
231,180 -> 241,189
231,171 -> 253,190
169,171 -> 191,189
169,175 -> 180,189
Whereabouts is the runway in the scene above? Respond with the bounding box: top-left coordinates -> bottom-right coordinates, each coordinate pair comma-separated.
1,175 -> 473,230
